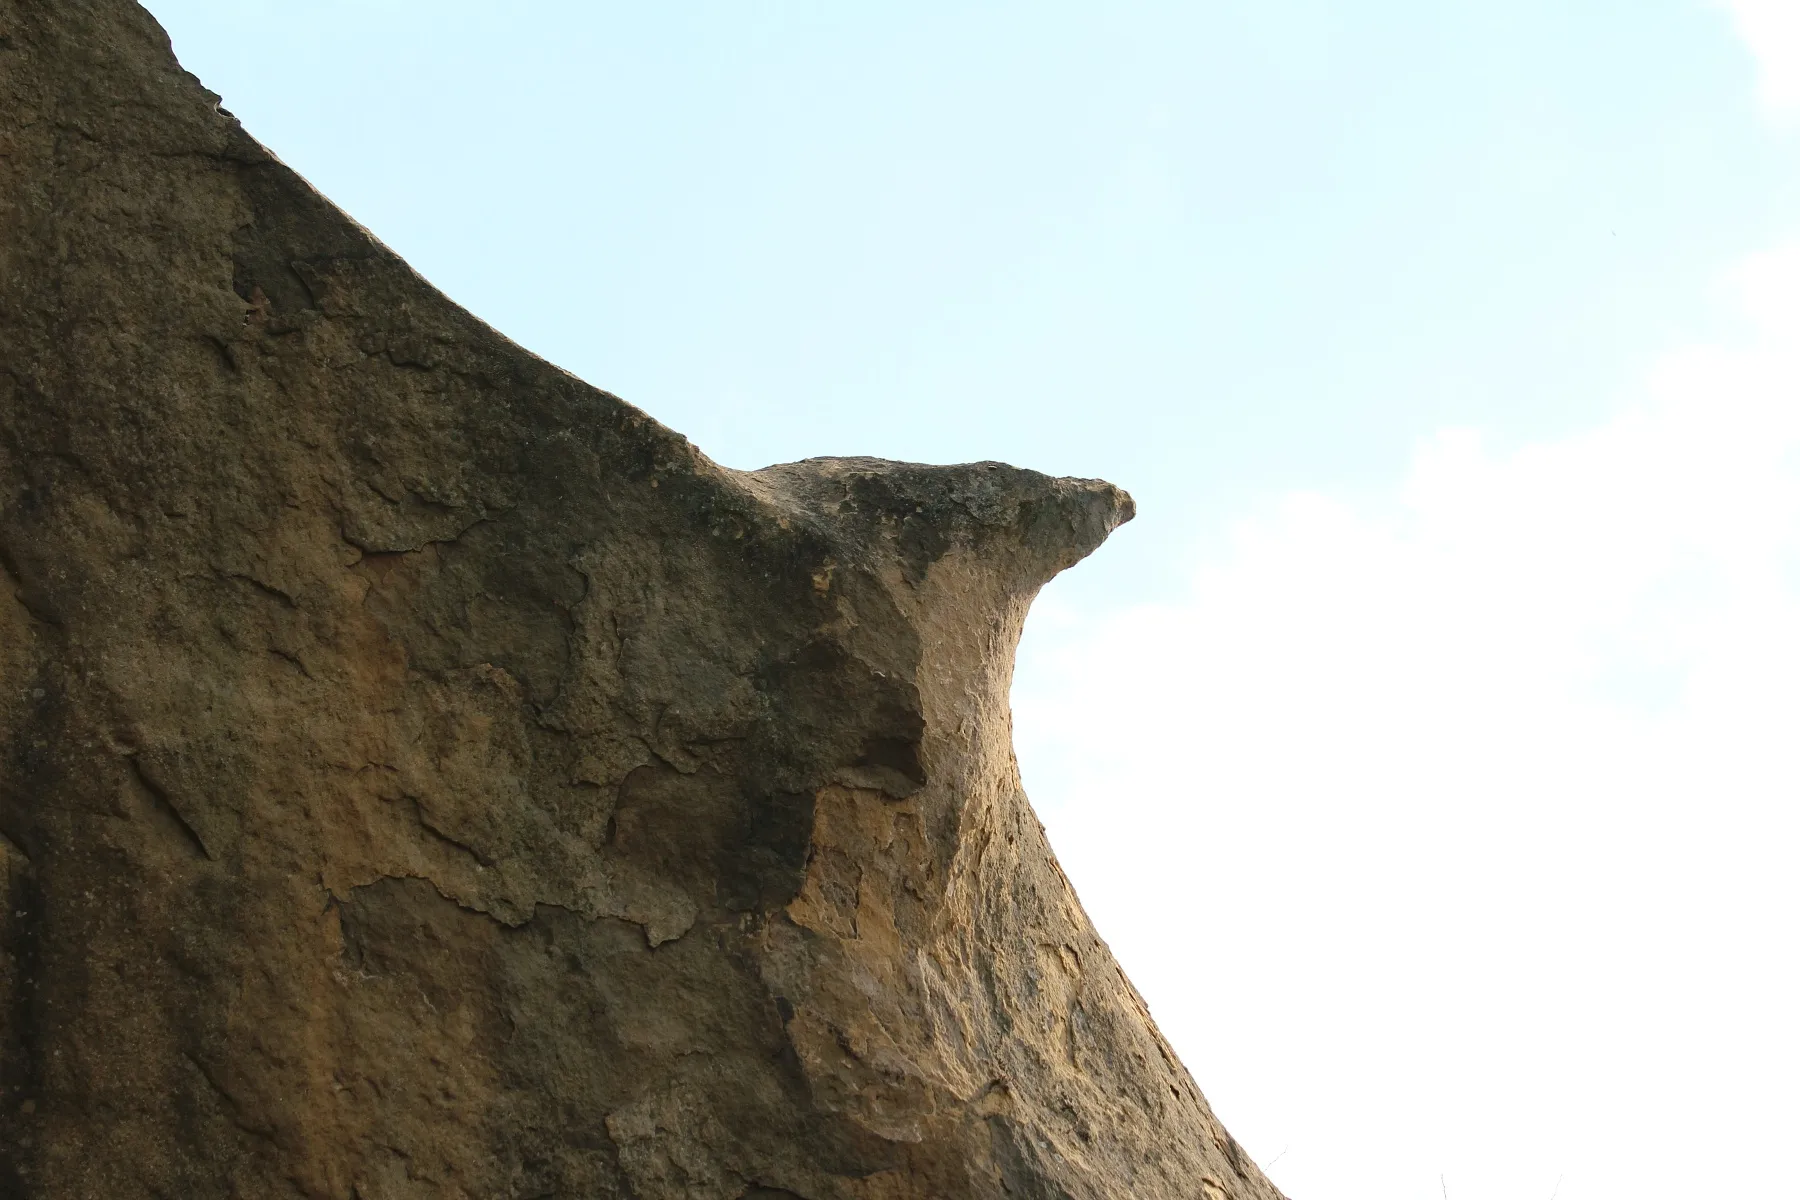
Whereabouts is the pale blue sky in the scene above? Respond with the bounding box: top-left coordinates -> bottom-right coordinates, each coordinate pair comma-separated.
149,0 -> 1797,600
141,5 -> 1800,1198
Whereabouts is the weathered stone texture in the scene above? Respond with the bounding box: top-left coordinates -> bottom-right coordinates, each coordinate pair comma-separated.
0,3 -> 1288,1197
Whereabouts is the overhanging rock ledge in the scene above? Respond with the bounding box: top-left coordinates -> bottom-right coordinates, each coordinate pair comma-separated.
0,2 -> 1290,1197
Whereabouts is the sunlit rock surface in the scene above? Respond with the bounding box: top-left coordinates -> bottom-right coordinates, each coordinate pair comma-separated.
0,3 -> 1288,1196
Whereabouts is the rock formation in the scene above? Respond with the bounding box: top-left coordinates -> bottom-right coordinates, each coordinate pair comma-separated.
0,2 -> 1288,1197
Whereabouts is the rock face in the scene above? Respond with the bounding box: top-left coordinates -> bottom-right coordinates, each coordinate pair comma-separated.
0,3 -> 1288,1197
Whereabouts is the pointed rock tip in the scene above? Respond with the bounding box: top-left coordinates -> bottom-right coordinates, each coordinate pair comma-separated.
738,456 -> 1134,591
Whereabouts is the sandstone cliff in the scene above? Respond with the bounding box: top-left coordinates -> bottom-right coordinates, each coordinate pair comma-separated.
0,3 -> 1288,1197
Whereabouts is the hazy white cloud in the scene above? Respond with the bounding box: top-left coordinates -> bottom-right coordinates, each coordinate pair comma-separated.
1724,0 -> 1800,118
1012,242 -> 1800,1200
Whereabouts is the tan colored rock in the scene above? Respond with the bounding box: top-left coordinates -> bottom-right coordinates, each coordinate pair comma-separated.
0,3 -> 1289,1197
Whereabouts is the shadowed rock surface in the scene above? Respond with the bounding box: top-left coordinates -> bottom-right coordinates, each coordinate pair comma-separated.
0,3 -> 1289,1197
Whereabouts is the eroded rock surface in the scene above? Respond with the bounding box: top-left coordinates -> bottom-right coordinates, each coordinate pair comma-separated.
0,3 -> 1289,1197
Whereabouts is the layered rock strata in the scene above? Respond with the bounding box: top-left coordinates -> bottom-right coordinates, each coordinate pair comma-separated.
0,3 -> 1288,1197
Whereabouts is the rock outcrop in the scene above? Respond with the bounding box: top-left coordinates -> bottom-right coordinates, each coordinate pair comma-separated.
0,3 -> 1288,1197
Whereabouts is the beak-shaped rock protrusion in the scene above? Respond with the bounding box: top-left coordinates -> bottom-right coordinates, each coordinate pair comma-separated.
744,455 -> 1135,596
